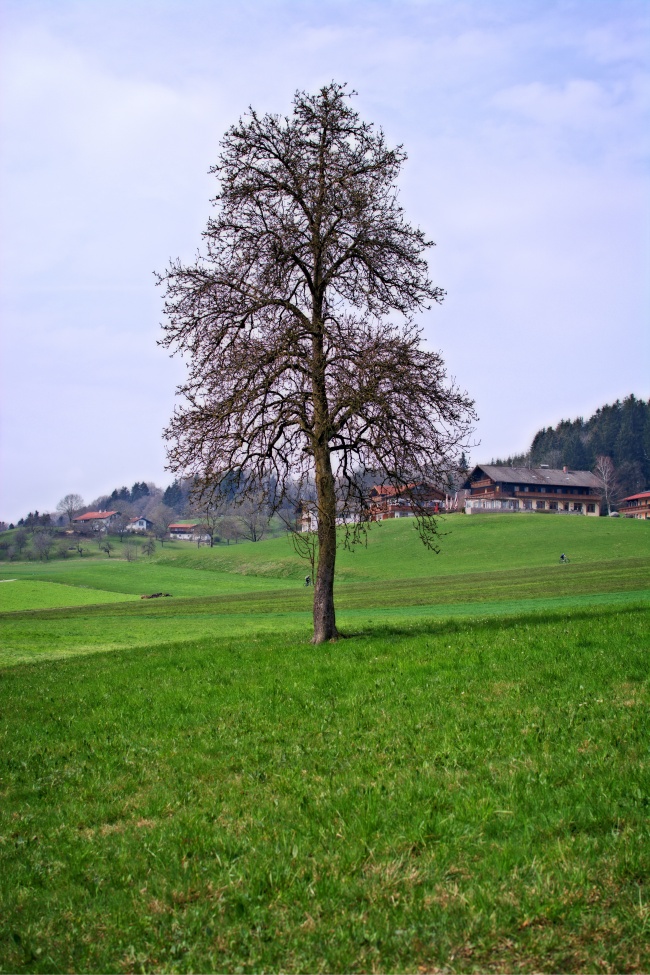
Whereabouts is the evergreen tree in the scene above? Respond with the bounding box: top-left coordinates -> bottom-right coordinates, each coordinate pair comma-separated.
162,481 -> 185,513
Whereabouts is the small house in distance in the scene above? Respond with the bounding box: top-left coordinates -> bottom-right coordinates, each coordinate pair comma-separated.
619,491 -> 650,519
168,521 -> 200,540
368,482 -> 445,520
168,520 -> 210,542
72,509 -> 120,531
299,502 -> 360,533
125,517 -> 153,533
463,465 -> 601,515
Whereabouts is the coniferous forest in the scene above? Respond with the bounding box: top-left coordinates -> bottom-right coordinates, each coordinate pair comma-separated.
492,395 -> 650,499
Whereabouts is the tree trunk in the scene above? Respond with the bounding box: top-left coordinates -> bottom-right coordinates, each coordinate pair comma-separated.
312,442 -> 339,643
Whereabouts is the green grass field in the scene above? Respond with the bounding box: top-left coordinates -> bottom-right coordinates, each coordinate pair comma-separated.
0,515 -> 648,972
150,513 -> 648,581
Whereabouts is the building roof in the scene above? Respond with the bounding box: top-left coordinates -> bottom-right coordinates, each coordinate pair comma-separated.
73,510 -> 119,521
168,522 -> 200,530
466,465 -> 601,489
621,491 -> 650,502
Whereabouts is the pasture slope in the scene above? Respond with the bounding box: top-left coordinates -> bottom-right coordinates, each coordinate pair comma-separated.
0,514 -> 648,972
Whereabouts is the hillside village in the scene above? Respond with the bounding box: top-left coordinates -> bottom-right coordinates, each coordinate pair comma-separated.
1,395 -> 649,561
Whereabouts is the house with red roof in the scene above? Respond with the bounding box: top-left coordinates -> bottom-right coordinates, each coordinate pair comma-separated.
72,510 -> 120,531
619,491 -> 650,519
368,482 -> 445,520
168,521 -> 209,541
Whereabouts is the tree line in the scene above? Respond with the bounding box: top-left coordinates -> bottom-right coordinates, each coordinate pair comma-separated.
492,395 -> 650,501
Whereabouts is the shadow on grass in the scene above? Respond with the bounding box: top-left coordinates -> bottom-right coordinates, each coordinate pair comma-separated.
338,600 -> 648,642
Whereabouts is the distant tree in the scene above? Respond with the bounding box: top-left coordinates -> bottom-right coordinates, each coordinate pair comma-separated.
519,396 -> 649,496
13,528 -> 28,555
0,521 -> 8,533
131,481 -> 150,504
19,510 -> 52,528
237,492 -> 271,543
112,514 -> 131,541
162,480 -> 186,513
617,459 -> 645,498
99,538 -> 114,557
150,503 -> 175,545
159,83 -> 474,642
32,530 -> 55,561
56,493 -> 85,525
218,515 -> 242,545
191,495 -> 221,548
594,455 -> 620,515
143,535 -> 157,556
110,486 -> 131,503
123,541 -> 138,562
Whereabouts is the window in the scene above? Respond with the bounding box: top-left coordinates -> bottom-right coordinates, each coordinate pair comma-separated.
587,503 -> 595,513
536,500 -> 545,509
573,502 -> 583,512
524,500 -> 532,510
549,501 -> 558,510
562,502 -> 570,511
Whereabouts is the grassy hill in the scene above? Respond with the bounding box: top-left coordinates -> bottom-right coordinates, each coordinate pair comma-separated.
151,512 -> 649,580
0,515 -> 648,971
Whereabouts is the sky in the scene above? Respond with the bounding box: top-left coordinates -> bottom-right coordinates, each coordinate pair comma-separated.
1,0 -> 648,523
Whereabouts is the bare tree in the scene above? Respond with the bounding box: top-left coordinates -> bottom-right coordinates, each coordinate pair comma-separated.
235,490 -> 270,543
112,513 -> 131,542
32,530 -> 55,561
218,515 -> 242,545
99,538 -> 114,558
123,541 -> 138,562
143,535 -> 157,556
191,495 -> 221,548
13,528 -> 28,556
56,493 -> 84,525
594,455 -> 620,515
150,503 -> 175,545
159,83 -> 475,643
